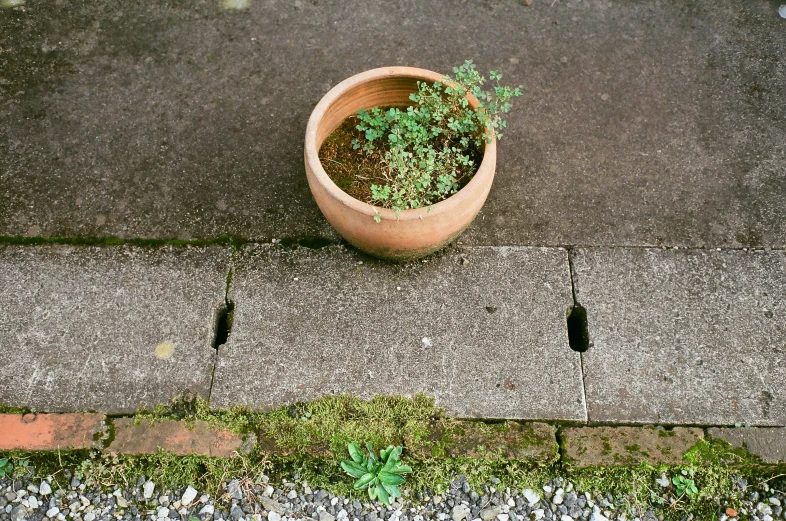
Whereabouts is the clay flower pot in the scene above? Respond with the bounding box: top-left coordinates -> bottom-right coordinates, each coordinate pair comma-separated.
304,66 -> 497,261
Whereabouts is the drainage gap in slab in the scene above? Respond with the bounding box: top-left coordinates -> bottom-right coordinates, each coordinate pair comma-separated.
566,303 -> 590,353
212,300 -> 235,349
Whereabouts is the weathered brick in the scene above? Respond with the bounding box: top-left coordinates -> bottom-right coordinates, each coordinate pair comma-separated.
405,421 -> 557,464
708,427 -> 786,465
0,413 -> 105,451
107,418 -> 245,457
562,426 -> 703,467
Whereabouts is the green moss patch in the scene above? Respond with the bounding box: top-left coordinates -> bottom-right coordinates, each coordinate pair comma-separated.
129,395 -> 558,494
3,396 -> 785,520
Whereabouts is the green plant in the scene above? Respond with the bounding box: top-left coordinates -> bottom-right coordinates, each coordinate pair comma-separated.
340,443 -> 411,505
0,457 -> 12,477
350,60 -> 522,219
672,470 -> 698,498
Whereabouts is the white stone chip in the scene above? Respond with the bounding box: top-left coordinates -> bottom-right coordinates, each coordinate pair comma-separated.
143,481 -> 155,499
523,489 -> 541,505
181,486 -> 198,506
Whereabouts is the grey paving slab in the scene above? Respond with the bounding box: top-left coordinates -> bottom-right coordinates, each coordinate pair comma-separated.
2,1 -> 785,248
573,248 -> 786,426
0,245 -> 229,413
212,245 -> 584,419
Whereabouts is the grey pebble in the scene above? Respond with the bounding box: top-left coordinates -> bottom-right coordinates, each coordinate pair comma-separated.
1,460 -> 784,521
228,480 -> 243,500
230,504 -> 245,520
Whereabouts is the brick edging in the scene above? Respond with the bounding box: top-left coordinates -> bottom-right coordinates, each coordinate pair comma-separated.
1,413 -> 784,468
0,413 -> 106,451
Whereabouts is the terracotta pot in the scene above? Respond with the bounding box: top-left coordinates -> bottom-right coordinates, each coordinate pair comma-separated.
304,66 -> 497,261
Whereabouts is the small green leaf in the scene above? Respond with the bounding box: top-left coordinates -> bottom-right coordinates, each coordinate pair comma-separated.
382,483 -> 401,498
341,460 -> 367,479
366,443 -> 378,465
378,471 -> 405,486
382,447 -> 402,470
354,473 -> 375,489
388,464 -> 411,475
376,482 -> 390,505
348,443 -> 365,464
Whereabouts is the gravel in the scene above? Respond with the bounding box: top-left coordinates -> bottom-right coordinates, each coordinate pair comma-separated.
0,468 -> 784,521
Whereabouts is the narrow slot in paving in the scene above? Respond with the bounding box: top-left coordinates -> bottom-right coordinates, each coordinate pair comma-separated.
567,249 -> 590,423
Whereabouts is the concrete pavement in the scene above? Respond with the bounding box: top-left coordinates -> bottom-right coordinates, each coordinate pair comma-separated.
2,0 -> 784,246
0,0 -> 784,425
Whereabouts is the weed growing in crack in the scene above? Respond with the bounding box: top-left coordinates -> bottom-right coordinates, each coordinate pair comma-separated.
341,443 -> 411,505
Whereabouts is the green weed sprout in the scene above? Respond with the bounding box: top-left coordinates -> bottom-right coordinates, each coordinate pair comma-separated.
672,470 -> 699,498
0,458 -> 12,477
340,443 -> 411,505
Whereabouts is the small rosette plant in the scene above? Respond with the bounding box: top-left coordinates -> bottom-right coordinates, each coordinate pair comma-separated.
340,443 -> 411,505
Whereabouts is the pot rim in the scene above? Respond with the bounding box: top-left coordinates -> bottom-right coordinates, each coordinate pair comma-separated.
305,66 -> 497,222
